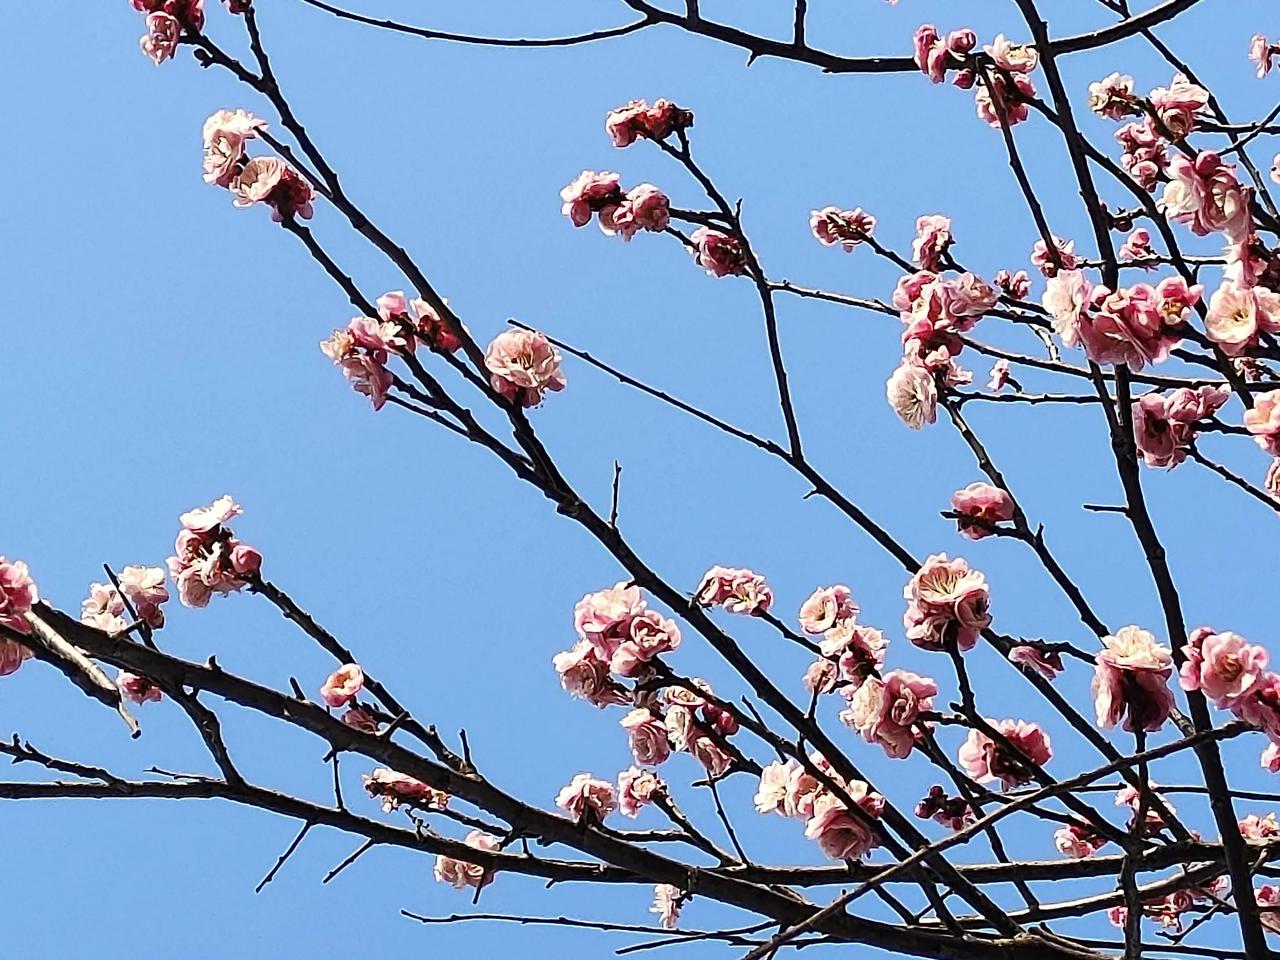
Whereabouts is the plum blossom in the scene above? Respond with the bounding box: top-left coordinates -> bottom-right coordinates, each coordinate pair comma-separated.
363,768 -> 448,813
987,359 -> 1015,392
574,582 -> 646,658
605,99 -> 693,147
1246,390 -> 1280,455
560,170 -> 623,228
165,497 -> 261,608
341,706 -> 380,733
484,329 -> 566,407
1240,812 -> 1280,840
1252,35 -> 1280,78
915,785 -> 975,830
1257,885 -> 1280,934
803,782 -> 885,859
1206,282 -> 1280,355
1010,644 -> 1065,680
1132,384 -> 1231,468
0,555 -> 36,640
810,207 -> 876,251
117,672 -> 163,705
117,565 -> 169,628
651,884 -> 683,929
886,361 -> 938,429
377,291 -> 464,354
1088,73 -> 1139,120
320,327 -> 393,411
1161,152 -> 1251,242
695,566 -> 772,615
984,34 -> 1037,74
1031,236 -> 1078,277
1043,269 -> 1093,346
555,774 -> 617,823
842,670 -> 937,759
903,554 -> 991,652
611,611 -> 681,677
1116,120 -> 1167,192
912,25 -> 949,85
994,270 -> 1031,300
140,12 -> 182,64
1073,281 -> 1190,369
618,766 -> 663,818
975,70 -> 1035,127
81,582 -> 125,628
1119,228 -> 1155,265
958,719 -> 1052,789
0,637 -> 32,677
1054,820 -> 1107,859
912,215 -> 952,271
690,227 -> 746,278
1149,73 -> 1210,140
950,482 -> 1015,539
816,621 -> 888,692
754,760 -> 799,816
602,184 -> 671,242
320,663 -> 365,708
230,157 -> 315,222
434,831 -> 501,891
1267,459 -> 1280,501
620,709 -> 671,766
552,641 -> 629,708
1180,627 -> 1269,709
798,585 -> 858,635
1093,626 -> 1175,732
202,109 -> 265,188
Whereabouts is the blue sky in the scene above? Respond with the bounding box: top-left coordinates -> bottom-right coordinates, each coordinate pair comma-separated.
1,1 -> 1276,956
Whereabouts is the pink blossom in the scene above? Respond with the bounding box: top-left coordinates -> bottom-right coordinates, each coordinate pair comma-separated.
798,585 -> 858,635
230,156 -> 314,221
984,34 -> 1037,73
180,495 -> 242,533
1031,236 -> 1078,277
1266,459 -> 1280,501
886,361 -> 937,429
958,719 -> 1052,789
1161,152 -> 1251,241
1116,121 -> 1167,192
1246,390 -> 1280,456
803,783 -> 885,860
1088,73 -> 1138,120
994,270 -> 1031,299
950,482 -> 1015,539
651,884 -> 683,930
377,292 -> 465,354
1114,780 -> 1176,834
434,831 -> 501,891
842,670 -> 937,759
574,581 -> 646,657
915,785 -> 975,830
555,774 -> 617,823
0,637 -> 32,677
1240,812 -> 1280,840
117,672 -> 163,705
1149,73 -> 1210,139
1054,821 -> 1107,858
695,566 -> 772,615
687,731 -> 734,779
552,641 -> 629,707
1042,269 -> 1093,346
559,170 -> 623,228
166,500 -> 260,607
690,227 -> 746,278
202,109 -> 265,187
987,359 -> 1014,392
810,206 -> 876,251
1267,743 -> 1280,773
1206,282 -> 1280,355
611,611 -> 681,677
604,99 -> 693,147
819,622 -> 888,691
603,184 -> 671,242
0,558 -> 39,636
903,553 -> 991,652
1259,885 -> 1280,934
1009,644 -> 1065,680
363,768 -> 448,813
1132,384 -> 1231,468
320,663 -> 365,708
484,329 -> 566,407
1093,626 -> 1175,732
140,11 -> 181,64
975,70 -> 1035,127
620,709 -> 672,766
618,766 -> 663,818
1077,282 -> 1185,370
1119,228 -> 1155,265
754,759 -> 800,815
82,582 -> 125,624
912,215 -> 953,271
117,565 -> 169,628
912,25 -> 949,84
1252,35 -> 1278,79
341,706 -> 380,733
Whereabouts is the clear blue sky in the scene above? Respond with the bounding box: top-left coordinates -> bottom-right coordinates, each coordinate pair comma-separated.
1,1 -> 1275,956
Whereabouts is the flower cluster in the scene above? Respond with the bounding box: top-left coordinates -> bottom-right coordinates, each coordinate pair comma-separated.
1108,878 -> 1228,934
605,99 -> 694,148
810,206 -> 877,252
165,495 -> 262,608
570,581 -> 682,677
1043,271 -> 1200,369
560,172 -> 671,241
377,291 -> 463,355
434,831 -> 501,891
555,773 -> 617,823
202,109 -> 314,221
363,768 -> 449,814
994,270 -> 1031,300
1132,384 -> 1231,468
663,683 -> 738,779
755,754 -> 885,860
842,670 -> 938,759
484,329 -> 567,407
1115,120 -> 1168,192
1162,151 -> 1251,242
1092,626 -> 1175,732
915,786 -> 975,830
695,566 -> 772,615
949,482 -> 1015,539
798,586 -> 888,698
1092,72 -> 1208,193
903,553 -> 992,652
958,719 -> 1052,789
